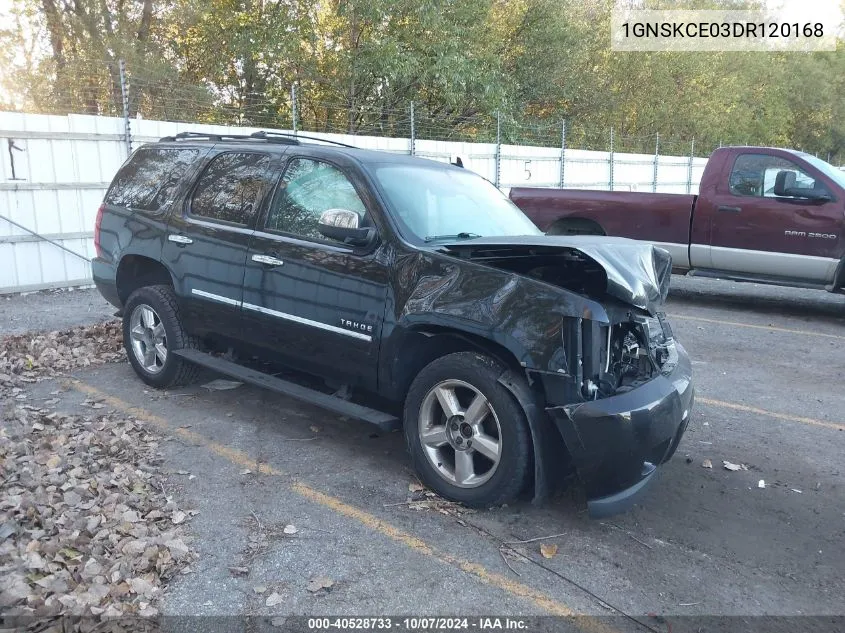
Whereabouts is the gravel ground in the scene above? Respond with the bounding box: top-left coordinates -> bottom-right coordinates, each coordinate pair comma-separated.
0,288 -> 114,337
2,276 -> 844,631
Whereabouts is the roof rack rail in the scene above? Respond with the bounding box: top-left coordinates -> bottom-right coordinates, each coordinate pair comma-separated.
159,131 -> 244,142
248,131 -> 300,145
250,131 -> 356,148
158,130 -> 357,149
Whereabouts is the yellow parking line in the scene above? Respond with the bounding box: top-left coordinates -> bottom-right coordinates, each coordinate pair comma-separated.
669,314 -> 845,341
698,397 -> 845,433
66,378 -> 618,625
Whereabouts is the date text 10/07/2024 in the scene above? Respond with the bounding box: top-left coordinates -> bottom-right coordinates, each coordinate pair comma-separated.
307,618 -> 530,631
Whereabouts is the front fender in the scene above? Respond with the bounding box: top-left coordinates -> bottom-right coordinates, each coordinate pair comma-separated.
388,251 -> 609,373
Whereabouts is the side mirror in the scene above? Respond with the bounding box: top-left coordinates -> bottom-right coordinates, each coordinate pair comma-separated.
773,170 -> 796,197
773,170 -> 832,201
318,209 -> 375,246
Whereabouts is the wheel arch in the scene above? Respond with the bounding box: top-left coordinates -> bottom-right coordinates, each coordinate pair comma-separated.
387,325 -> 568,504
828,255 -> 845,291
386,326 -> 526,403
116,255 -> 175,305
545,217 -> 606,236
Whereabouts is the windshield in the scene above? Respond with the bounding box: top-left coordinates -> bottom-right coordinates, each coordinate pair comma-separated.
799,154 -> 845,189
373,164 -> 541,242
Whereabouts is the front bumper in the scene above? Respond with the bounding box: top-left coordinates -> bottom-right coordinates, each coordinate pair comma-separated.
546,342 -> 694,518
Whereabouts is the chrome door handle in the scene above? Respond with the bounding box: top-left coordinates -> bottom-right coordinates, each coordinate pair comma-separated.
168,234 -> 193,244
252,254 -> 284,266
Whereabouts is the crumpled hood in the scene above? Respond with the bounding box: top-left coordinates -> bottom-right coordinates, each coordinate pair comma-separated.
440,234 -> 673,314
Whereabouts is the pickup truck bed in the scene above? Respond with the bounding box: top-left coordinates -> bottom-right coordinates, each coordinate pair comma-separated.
509,188 -> 696,269
511,146 -> 845,292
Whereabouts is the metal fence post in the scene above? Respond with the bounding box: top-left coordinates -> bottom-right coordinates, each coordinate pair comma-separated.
687,138 -> 695,194
652,132 -> 659,193
118,59 -> 132,156
495,110 -> 501,189
559,119 -> 566,188
409,101 -> 416,156
609,127 -> 614,191
290,83 -> 298,135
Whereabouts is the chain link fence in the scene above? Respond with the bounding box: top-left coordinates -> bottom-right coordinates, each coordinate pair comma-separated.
8,57 -> 842,166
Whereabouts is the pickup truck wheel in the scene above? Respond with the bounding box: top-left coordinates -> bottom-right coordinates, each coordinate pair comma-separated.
122,285 -> 199,388
404,352 -> 531,507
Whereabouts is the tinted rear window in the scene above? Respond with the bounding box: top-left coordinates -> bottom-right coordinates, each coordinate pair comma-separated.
189,152 -> 272,225
106,147 -> 200,212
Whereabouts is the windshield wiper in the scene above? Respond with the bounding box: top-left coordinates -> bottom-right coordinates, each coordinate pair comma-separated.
424,232 -> 482,242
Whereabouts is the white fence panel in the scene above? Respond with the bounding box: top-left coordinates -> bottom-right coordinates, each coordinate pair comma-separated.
1,111 -> 710,294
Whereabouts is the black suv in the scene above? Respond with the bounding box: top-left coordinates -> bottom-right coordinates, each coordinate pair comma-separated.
92,131 -> 694,517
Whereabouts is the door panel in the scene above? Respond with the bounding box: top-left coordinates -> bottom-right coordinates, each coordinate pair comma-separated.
706,153 -> 842,282
163,150 -> 275,338
242,234 -> 388,387
241,156 -> 389,389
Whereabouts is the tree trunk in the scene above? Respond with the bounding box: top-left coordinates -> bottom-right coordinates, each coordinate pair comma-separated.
41,0 -> 67,109
137,0 -> 153,48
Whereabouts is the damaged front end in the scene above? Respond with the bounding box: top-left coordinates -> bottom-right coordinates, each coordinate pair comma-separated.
442,235 -> 693,516
547,309 -> 693,517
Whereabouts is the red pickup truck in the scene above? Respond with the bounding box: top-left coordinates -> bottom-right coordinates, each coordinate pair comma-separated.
510,147 -> 845,292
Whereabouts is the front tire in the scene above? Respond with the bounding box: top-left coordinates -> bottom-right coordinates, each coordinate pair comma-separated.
122,285 -> 199,388
404,352 -> 532,507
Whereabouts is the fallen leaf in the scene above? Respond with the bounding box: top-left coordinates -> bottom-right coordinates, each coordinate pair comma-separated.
539,543 -> 558,559
306,576 -> 335,592
283,524 -> 298,535
228,566 -> 249,577
240,469 -> 252,475
758,480 -> 766,489
202,379 -> 243,391
723,461 -> 747,471
0,522 -> 16,540
265,592 -> 284,607
123,510 -> 141,523
791,488 -> 803,494
172,510 -> 187,525
128,577 -> 155,597
253,585 -> 267,594
702,459 -> 712,469
409,482 -> 425,493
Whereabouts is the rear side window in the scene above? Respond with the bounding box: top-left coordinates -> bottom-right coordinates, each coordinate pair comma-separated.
106,147 -> 200,212
189,152 -> 272,225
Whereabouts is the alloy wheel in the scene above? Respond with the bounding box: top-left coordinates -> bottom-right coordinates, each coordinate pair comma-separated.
128,303 -> 168,374
418,379 -> 503,488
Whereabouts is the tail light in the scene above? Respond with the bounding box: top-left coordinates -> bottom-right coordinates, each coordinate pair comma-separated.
94,203 -> 105,258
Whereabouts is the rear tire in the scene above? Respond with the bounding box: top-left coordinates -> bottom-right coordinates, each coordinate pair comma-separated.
122,285 -> 199,388
404,352 -> 531,507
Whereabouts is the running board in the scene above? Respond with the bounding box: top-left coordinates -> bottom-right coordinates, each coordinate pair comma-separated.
173,348 -> 400,432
